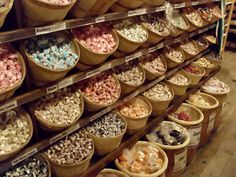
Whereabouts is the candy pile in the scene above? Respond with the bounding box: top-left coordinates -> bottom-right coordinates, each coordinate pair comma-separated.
140,14 -> 169,35
183,7 -> 202,26
118,100 -> 149,118
40,0 -> 73,5
33,87 -> 82,127
143,83 -> 172,101
140,53 -> 166,74
194,57 -> 214,68
0,44 -> 23,91
198,6 -> 214,21
201,77 -> 229,93
86,112 -> 126,138
73,24 -> 117,54
2,157 -> 49,177
0,110 -> 31,155
181,40 -> 198,55
167,73 -> 189,86
118,143 -> 164,174
188,94 -> 211,107
172,13 -> 188,29
114,61 -> 144,86
26,35 -> 78,70
195,37 -> 208,49
44,131 -> 93,165
183,64 -> 202,75
147,121 -> 187,145
172,111 -> 192,121
80,72 -> 120,105
165,46 -> 184,63
114,18 -> 148,42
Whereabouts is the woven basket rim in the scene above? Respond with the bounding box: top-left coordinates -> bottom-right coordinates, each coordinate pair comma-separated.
28,0 -> 77,8
0,0 -> 13,13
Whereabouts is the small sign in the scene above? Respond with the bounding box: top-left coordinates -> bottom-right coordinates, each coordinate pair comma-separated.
148,46 -> 157,53
128,9 -> 146,17
46,85 -> 58,94
173,148 -> 187,174
35,23 -> 66,35
12,148 -> 38,166
125,54 -> 134,62
95,16 -> 105,23
192,1 -> 198,6
174,3 -> 186,9
58,78 -> 73,89
156,6 -> 165,12
0,100 -> 18,114
188,124 -> 202,148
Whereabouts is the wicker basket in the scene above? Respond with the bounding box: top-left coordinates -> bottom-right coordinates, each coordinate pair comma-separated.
143,83 -> 174,116
86,113 -> 127,156
29,91 -> 84,132
0,108 -> 33,162
22,0 -> 76,26
0,0 -> 14,27
181,64 -> 205,87
116,0 -> 146,9
0,50 -> 26,102
169,14 -> 190,37
140,54 -> 167,80
116,96 -> 152,135
168,103 -> 204,164
115,23 -> 148,53
194,60 -> 215,77
36,154 -> 52,177
186,92 -> 219,147
76,61 -> 94,71
165,73 -> 191,96
143,0 -> 165,7
146,122 -> 190,177
117,65 -> 146,95
193,38 -> 209,53
180,41 -> 199,60
110,2 -> 130,12
206,3 -> 222,23
21,31 -> 80,86
115,141 -> 168,177
82,74 -> 121,112
99,169 -> 130,177
201,85 -> 230,131
72,29 -> 119,65
204,53 -> 222,70
164,47 -> 185,69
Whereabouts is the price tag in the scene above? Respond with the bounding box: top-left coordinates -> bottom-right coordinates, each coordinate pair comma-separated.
0,100 -> 18,114
207,111 -> 216,133
50,133 -> 64,145
134,51 -> 142,58
199,28 -> 206,34
58,78 -> 73,89
148,46 -> 157,53
128,9 -> 146,17
12,148 -> 38,166
46,85 -> 58,94
125,54 -> 134,62
95,16 -> 105,23
174,38 -> 181,43
100,63 -> 112,71
156,6 -> 165,12
174,3 -> 186,9
173,148 -> 187,174
157,42 -> 164,49
35,23 -> 66,35
188,124 -> 202,148
192,1 -> 198,6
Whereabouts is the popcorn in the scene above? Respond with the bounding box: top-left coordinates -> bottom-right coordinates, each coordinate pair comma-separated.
167,73 -> 189,86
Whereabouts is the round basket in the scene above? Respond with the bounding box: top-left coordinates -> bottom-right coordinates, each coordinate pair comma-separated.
0,51 -> 26,102
165,73 -> 191,96
116,96 -> 152,135
115,23 -> 148,53
193,37 -> 209,53
197,6 -> 216,27
81,74 -> 121,112
72,28 -> 119,65
204,53 -> 222,70
110,2 -> 130,12
206,3 -> 222,23
22,0 -> 76,26
116,0 -> 145,9
194,59 -> 215,77
29,91 -> 84,132
36,154 -> 52,177
146,122 -> 190,177
181,63 -> 205,87
186,92 -> 219,147
168,103 -> 204,164
113,50 -> 126,58
0,0 -> 14,27
44,140 -> 94,177
116,65 -> 146,95
143,83 -> 174,116
201,83 -> 230,131
180,41 -> 199,60
86,113 -> 127,156
143,0 -> 165,7
99,169 -> 130,177
164,47 -> 185,69
115,141 -> 168,177
0,107 -> 33,162
140,54 -> 167,80
169,14 -> 190,37
21,31 -> 80,86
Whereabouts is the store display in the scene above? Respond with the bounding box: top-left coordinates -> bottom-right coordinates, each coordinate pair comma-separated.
164,45 -> 185,69
180,40 -> 199,59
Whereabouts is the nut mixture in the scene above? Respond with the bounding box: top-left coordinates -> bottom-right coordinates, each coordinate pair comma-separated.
114,18 -> 148,42
80,72 -> 120,105
40,0 -> 73,5
181,40 -> 198,55
202,77 -> 229,93
165,46 -> 184,63
26,35 -> 78,70
167,73 -> 189,86
188,94 -> 211,107
194,57 -> 214,68
140,13 -> 169,36
0,110 -> 30,155
198,6 -> 214,21
0,44 -> 23,91
183,64 -> 202,75
172,111 -> 192,121
73,24 -> 117,54
86,112 -> 126,138
114,61 -> 144,86
140,53 -> 166,74
143,83 -> 172,101
44,131 -> 93,165
172,13 -> 188,30
2,157 -> 49,177
33,87 -> 82,127
183,7 -> 202,26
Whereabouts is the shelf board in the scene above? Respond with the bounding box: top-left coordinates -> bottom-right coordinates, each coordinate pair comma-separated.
80,66 -> 221,177
0,24 -> 216,115
0,0 -> 220,44
0,49 -> 211,174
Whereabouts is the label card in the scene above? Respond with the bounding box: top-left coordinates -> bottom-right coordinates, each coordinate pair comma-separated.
207,111 -> 216,133
188,124 -> 202,148
173,148 -> 187,174
35,23 -> 66,35
0,100 -> 18,114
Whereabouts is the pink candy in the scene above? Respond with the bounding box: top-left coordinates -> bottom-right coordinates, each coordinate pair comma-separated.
73,24 -> 117,54
40,0 -> 73,5
0,44 -> 22,91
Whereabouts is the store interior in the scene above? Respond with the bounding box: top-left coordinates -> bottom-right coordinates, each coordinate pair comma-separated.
0,0 -> 235,177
